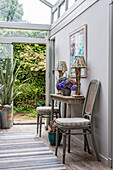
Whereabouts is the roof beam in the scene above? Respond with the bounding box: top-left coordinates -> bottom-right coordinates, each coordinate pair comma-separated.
0,37 -> 46,44
39,0 -> 53,8
0,22 -> 51,31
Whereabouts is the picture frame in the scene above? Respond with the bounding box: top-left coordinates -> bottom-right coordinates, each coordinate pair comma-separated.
69,25 -> 87,78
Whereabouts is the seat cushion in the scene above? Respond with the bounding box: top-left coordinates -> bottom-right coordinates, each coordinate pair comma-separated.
36,106 -> 59,114
56,118 -> 90,127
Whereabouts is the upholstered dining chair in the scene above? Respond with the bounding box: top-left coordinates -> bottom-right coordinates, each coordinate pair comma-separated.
36,102 -> 61,137
55,80 -> 101,164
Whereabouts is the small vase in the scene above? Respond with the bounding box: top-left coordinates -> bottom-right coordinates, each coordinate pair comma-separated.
63,89 -> 71,96
71,90 -> 76,96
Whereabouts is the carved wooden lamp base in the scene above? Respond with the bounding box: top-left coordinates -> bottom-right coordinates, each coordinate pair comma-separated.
75,67 -> 81,95
58,70 -> 64,78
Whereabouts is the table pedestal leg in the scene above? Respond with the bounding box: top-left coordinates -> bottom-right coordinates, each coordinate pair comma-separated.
68,104 -> 71,153
64,103 -> 66,118
51,100 -> 54,121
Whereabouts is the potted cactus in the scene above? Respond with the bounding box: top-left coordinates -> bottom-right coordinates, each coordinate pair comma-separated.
0,57 -> 26,129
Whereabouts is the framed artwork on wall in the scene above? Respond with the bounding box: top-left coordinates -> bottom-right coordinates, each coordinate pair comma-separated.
69,24 -> 87,78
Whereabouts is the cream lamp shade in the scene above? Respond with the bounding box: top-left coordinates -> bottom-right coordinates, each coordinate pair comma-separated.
55,61 -> 67,77
71,56 -> 86,68
55,61 -> 67,71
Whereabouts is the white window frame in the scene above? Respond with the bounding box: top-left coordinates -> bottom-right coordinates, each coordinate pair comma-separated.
0,22 -> 51,106
51,0 -> 99,35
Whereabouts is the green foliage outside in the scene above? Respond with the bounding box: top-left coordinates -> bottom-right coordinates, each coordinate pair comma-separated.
0,0 -> 24,22
13,43 -> 46,117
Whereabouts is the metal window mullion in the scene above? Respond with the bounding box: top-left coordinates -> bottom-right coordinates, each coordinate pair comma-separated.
39,0 -> 53,8
58,7 -> 60,18
65,0 -> 68,11
51,8 -> 54,24
46,31 -> 50,106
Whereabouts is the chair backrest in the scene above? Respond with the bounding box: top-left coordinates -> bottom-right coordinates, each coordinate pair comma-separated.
82,80 -> 101,121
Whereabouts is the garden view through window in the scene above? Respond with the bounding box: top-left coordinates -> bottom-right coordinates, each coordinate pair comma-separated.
13,43 -> 46,123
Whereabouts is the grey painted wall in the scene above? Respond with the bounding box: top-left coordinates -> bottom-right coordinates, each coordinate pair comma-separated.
50,0 -> 109,163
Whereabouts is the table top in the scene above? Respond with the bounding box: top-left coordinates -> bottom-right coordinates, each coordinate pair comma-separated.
50,94 -> 85,104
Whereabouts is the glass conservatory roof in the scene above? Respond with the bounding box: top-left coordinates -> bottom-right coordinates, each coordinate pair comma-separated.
46,0 -> 58,5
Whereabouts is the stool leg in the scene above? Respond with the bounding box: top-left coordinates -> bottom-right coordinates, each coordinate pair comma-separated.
55,127 -> 59,156
63,131 -> 66,164
39,115 -> 42,137
83,129 -> 86,152
37,114 -> 39,134
49,114 -> 51,125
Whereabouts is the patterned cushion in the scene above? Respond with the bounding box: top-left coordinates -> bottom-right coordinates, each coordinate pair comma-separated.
36,106 -> 59,114
56,118 -> 90,127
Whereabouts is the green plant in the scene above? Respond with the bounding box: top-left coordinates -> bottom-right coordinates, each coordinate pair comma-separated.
0,56 -> 26,105
13,105 -> 32,114
26,109 -> 37,118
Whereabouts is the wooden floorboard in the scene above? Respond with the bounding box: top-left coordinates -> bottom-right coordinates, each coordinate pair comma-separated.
0,125 -> 111,170
40,125 -> 111,170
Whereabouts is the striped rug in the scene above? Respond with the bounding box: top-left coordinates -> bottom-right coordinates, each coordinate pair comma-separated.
0,132 -> 66,170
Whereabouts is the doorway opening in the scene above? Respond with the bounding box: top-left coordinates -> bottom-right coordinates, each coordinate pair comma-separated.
13,43 -> 46,124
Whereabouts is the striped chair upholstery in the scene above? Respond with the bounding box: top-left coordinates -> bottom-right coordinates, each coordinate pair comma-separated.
36,106 -> 59,114
56,118 -> 90,127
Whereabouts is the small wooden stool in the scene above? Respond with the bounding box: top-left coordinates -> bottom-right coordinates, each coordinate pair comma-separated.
36,105 -> 60,137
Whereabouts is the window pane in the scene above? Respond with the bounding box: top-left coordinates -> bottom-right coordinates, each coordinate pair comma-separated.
60,2 -> 65,17
68,0 -> 75,8
0,28 -> 47,39
53,10 -> 58,22
0,0 -> 51,24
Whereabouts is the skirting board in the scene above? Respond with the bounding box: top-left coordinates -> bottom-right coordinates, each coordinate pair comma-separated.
72,136 -> 108,167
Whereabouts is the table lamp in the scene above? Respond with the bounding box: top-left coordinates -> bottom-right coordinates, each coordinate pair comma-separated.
71,56 -> 86,95
55,61 -> 67,78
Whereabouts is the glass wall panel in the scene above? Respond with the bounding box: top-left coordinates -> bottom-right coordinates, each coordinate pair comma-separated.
0,44 -> 12,74
60,1 -> 65,17
0,28 -> 47,39
0,0 -> 51,24
68,0 -> 75,8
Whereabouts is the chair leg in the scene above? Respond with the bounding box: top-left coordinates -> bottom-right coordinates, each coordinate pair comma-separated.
83,129 -> 91,154
91,126 -> 100,161
37,114 -> 39,134
68,130 -> 70,153
83,129 -> 87,152
63,131 -> 66,164
39,115 -> 42,137
55,127 -> 59,156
